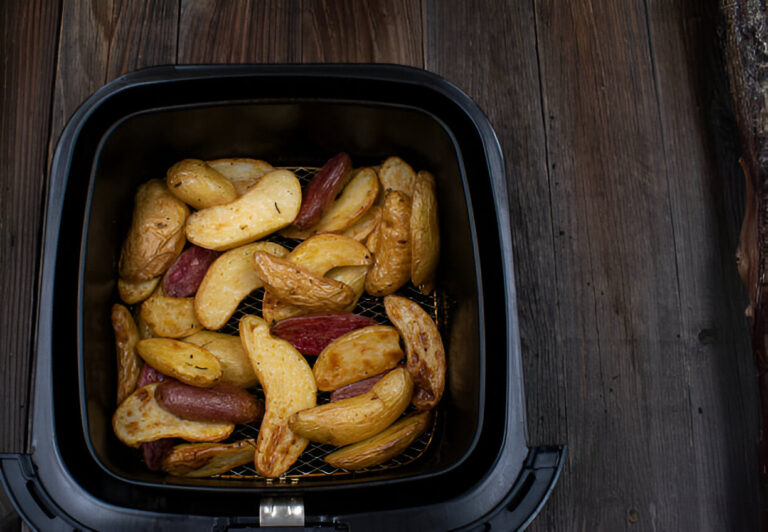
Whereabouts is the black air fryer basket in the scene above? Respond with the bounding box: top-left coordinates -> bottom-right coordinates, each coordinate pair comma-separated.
0,65 -> 564,531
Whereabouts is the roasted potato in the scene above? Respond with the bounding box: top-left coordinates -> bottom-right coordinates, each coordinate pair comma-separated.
183,331 -> 259,388
155,381 -> 264,424
384,295 -> 446,410
289,367 -> 413,446
364,190 -> 412,296
313,325 -> 403,391
162,439 -> 257,477
112,383 -> 234,447
136,338 -> 222,388
194,241 -> 288,330
324,411 -> 432,469
111,304 -> 143,405
292,152 -> 352,230
330,370 -> 394,402
142,438 -> 175,471
378,156 -> 416,197
118,276 -> 160,305
119,179 -> 189,282
185,169 -> 301,251
281,167 -> 379,239
270,312 -> 376,355
207,158 -> 274,195
166,159 -> 238,209
252,252 -> 356,312
140,290 -> 203,338
326,265 -> 368,311
410,170 -> 439,294
343,205 -> 382,242
162,245 -> 219,297
239,315 -> 317,478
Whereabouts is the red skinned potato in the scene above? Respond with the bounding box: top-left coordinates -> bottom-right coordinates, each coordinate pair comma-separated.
137,363 -> 168,387
162,246 -> 219,297
329,364 -> 406,402
270,313 -> 377,355
155,380 -> 264,424
142,438 -> 176,471
292,153 -> 352,230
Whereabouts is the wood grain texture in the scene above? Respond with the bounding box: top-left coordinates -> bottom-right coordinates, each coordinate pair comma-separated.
0,0 -> 61,453
301,0 -> 423,65
178,0 -> 300,63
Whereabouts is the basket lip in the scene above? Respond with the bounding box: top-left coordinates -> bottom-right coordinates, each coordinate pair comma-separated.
29,63 -> 526,523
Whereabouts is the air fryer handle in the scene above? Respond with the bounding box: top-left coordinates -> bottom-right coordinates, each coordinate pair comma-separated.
479,445 -> 565,531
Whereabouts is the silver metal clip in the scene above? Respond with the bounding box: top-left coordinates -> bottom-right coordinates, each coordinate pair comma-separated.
259,496 -> 305,527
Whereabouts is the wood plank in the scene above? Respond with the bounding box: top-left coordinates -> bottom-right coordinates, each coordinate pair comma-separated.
645,0 -> 761,528
50,0 -> 179,152
0,0 -> 61,453
178,0 -> 301,63
300,0 -> 423,65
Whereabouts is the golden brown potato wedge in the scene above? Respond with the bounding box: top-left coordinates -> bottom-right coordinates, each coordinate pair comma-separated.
119,179 -> 189,282
252,252 -> 355,312
281,168 -> 379,239
118,276 -> 160,305
140,291 -> 203,338
166,159 -> 238,209
343,205 -> 382,242
364,190 -> 412,296
185,169 -> 301,251
206,158 -> 274,195
162,439 -> 257,477
289,367 -> 413,446
378,156 -> 416,197
183,331 -> 259,388
136,338 -> 222,388
111,304 -> 143,405
112,383 -> 234,447
313,325 -> 403,391
384,295 -> 445,410
194,241 -> 288,330
326,265 -> 369,311
324,411 -> 432,469
410,171 -> 440,294
239,315 -> 317,477
135,309 -> 155,339
365,222 -> 380,255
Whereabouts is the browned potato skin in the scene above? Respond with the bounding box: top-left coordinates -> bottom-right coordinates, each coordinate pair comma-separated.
118,276 -> 160,305
166,159 -> 238,209
289,367 -> 413,446
119,179 -> 189,282
378,156 -> 416,197
364,190 -> 412,296
312,325 -> 403,391
324,411 -> 432,469
155,381 -> 264,424
162,439 -> 257,477
384,295 -> 446,410
136,338 -> 222,388
111,304 -> 143,405
410,171 -> 440,294
252,251 -> 355,311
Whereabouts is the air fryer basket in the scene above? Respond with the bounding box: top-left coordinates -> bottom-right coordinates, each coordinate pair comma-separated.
0,65 -> 564,531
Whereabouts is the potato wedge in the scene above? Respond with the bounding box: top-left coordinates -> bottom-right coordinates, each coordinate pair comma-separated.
313,326 -> 403,391
324,411 -> 432,469
292,152 -> 352,230
183,331 -> 259,388
112,383 -> 234,447
162,245 -> 219,298
239,315 -> 317,477
364,190 -> 412,296
343,205 -> 382,242
281,167 -> 379,239
194,241 -> 288,330
111,304 -> 143,405
119,179 -> 189,282
327,265 -> 368,311
166,159 -> 238,209
270,313 -> 377,355
410,171 -> 440,294
162,439 -> 257,477
155,381 -> 263,424
185,169 -> 301,251
207,158 -> 274,195
140,291 -> 203,338
252,251 -> 355,311
378,156 -> 416,197
118,276 -> 160,305
289,367 -> 413,446
136,338 -> 222,388
384,295 -> 446,410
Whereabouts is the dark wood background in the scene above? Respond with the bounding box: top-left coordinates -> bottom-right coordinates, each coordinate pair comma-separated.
0,0 -> 760,530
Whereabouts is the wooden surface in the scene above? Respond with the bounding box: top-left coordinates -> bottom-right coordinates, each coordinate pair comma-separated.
0,0 -> 761,529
